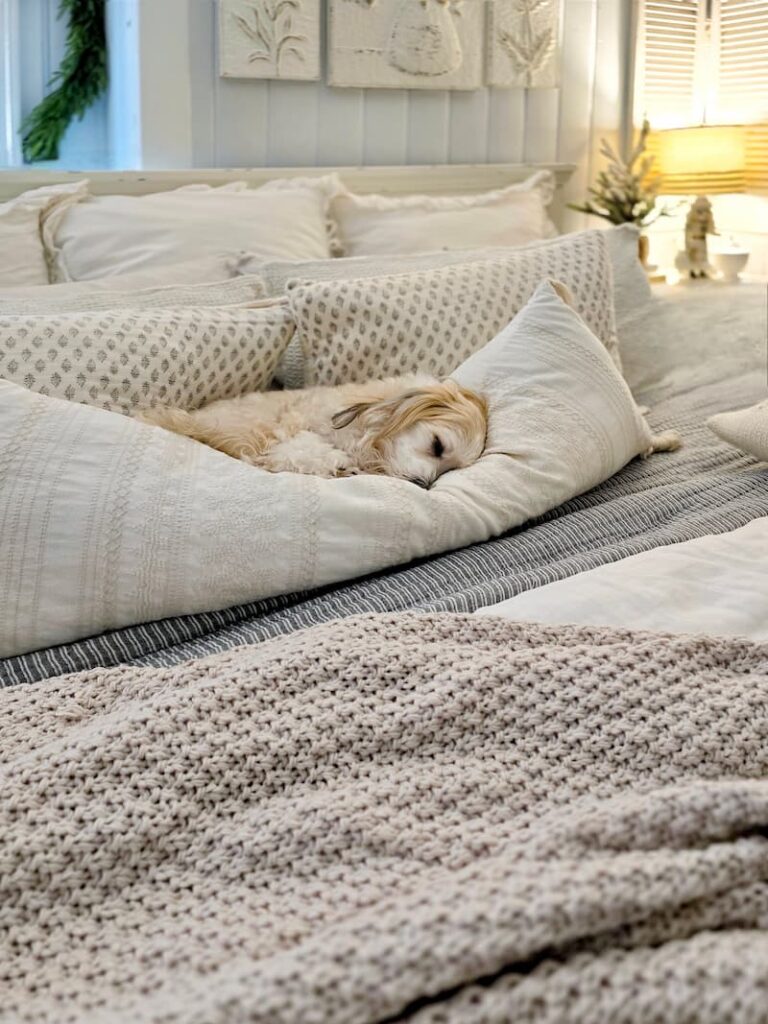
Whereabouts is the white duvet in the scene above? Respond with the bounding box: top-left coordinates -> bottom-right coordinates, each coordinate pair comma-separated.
477,515 -> 768,642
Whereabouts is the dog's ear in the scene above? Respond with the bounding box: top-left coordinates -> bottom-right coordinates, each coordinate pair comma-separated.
332,402 -> 375,430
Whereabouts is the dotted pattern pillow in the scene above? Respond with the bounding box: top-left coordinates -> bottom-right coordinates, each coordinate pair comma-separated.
0,303 -> 295,415
287,230 -> 619,387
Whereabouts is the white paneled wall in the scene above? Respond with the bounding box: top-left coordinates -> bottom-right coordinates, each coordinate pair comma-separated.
184,0 -> 629,230
8,0 -> 631,225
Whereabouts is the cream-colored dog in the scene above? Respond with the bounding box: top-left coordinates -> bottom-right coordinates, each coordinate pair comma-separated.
139,375 -> 488,487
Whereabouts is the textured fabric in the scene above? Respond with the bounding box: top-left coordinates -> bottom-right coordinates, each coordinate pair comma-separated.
3,371 -> 766,687
0,181 -> 87,286
0,302 -> 294,415
0,257 -> 256,312
709,400 -> 768,463
619,281 -> 767,404
288,231 -> 620,388
331,170 -> 557,257
479,514 -> 768,641
44,177 -> 341,282
3,612 -> 768,1023
240,225 -> 647,389
0,281 -> 653,659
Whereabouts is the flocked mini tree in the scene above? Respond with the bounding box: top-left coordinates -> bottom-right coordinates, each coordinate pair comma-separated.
569,119 -> 671,228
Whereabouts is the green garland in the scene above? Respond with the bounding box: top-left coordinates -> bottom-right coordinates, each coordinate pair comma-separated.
21,0 -> 107,163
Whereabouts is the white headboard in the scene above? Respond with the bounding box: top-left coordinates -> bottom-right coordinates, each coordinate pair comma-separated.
0,162 -> 575,228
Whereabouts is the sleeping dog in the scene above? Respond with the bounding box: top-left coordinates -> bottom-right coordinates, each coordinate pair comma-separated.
139,375 -> 489,487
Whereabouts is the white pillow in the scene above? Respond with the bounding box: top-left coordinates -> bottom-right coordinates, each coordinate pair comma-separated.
44,176 -> 342,282
708,401 -> 768,463
241,225 -> 647,388
0,302 -> 294,415
287,230 -> 620,387
0,181 -> 88,286
0,280 -> 654,658
0,272 -> 266,315
331,171 -> 557,257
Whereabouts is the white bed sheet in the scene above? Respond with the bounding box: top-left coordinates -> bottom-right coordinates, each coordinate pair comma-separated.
476,514 -> 768,641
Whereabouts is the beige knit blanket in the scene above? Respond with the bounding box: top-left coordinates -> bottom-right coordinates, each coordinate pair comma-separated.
3,613 -> 768,1024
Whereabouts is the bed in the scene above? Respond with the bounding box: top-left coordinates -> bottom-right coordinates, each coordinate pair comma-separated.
1,165 -> 768,1023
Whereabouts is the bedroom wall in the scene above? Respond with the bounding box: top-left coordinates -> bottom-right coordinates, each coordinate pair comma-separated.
7,0 -> 630,233
106,0 -> 631,230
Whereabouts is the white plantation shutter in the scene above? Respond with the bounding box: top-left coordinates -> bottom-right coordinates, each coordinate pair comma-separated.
712,0 -> 768,123
637,0 -> 768,128
636,1 -> 706,128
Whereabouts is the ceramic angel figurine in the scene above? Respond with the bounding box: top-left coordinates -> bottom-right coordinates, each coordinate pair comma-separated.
678,196 -> 718,279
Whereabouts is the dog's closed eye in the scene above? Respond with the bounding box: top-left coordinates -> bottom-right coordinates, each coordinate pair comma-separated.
432,436 -> 444,459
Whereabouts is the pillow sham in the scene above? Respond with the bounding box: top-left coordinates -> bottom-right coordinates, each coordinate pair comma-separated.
287,230 -> 619,387
0,181 -> 87,286
0,302 -> 294,415
0,280 -> 655,658
0,272 -> 266,315
241,225 -> 648,388
44,176 -> 342,282
330,171 -> 557,257
708,401 -> 768,463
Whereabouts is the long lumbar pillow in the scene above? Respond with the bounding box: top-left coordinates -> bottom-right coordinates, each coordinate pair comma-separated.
0,302 -> 295,414
0,260 -> 264,313
283,229 -> 624,389
0,280 -> 659,659
240,225 -> 651,388
709,401 -> 768,463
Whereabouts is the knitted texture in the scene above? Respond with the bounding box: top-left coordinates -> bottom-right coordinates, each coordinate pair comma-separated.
2,613 -> 768,1023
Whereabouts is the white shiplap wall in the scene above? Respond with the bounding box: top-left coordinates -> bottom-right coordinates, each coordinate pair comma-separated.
186,0 -> 629,229
9,0 -> 630,234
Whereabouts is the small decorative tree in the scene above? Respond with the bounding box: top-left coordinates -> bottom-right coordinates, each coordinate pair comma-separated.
569,120 -> 672,229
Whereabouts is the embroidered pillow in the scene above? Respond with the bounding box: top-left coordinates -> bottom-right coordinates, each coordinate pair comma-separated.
0,303 -> 294,415
287,229 -> 619,387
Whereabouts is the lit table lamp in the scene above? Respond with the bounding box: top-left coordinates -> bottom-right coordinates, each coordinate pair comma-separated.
652,125 -> 747,279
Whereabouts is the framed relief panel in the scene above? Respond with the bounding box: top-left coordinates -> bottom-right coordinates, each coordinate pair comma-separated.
328,0 -> 484,90
486,0 -> 560,89
219,0 -> 321,80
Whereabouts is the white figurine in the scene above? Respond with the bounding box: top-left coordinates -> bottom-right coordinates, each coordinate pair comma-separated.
676,196 -> 718,279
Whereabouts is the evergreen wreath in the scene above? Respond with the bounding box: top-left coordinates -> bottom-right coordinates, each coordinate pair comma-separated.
21,0 -> 107,163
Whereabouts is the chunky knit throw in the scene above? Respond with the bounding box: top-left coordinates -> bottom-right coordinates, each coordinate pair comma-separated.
3,613 -> 768,1024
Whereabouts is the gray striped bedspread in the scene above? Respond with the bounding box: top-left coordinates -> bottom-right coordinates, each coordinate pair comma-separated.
3,369 -> 766,688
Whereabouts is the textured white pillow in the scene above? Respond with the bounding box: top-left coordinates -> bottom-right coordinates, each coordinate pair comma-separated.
242,225 -> 647,388
287,230 -> 619,387
709,401 -> 768,463
331,171 -> 557,257
0,280 -> 653,657
0,272 -> 266,315
44,176 -> 342,282
0,302 -> 294,415
0,254 -> 245,310
0,181 -> 88,286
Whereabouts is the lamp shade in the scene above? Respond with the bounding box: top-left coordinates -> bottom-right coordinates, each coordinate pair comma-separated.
651,125 -> 746,194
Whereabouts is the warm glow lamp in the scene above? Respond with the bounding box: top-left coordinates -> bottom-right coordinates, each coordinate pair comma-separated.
650,125 -> 748,278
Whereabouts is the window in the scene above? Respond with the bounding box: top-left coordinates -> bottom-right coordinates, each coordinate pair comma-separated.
635,0 -> 768,128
